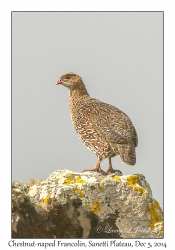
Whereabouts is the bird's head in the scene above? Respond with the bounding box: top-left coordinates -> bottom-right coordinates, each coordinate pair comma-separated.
56,72 -> 83,90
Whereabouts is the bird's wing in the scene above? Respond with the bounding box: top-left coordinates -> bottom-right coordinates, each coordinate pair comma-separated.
79,98 -> 138,146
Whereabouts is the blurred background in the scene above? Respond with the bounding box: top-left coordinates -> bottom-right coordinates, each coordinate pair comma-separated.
12,12 -> 163,207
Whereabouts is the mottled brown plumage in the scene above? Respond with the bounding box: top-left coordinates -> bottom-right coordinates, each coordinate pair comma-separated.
56,72 -> 138,175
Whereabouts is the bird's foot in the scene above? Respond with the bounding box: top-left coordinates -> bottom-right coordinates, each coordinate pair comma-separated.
83,161 -> 107,175
83,167 -> 107,175
105,168 -> 123,176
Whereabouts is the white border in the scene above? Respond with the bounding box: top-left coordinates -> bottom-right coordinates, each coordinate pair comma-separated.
0,0 -> 174,248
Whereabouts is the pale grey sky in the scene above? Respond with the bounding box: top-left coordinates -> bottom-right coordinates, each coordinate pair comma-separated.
12,12 -> 163,208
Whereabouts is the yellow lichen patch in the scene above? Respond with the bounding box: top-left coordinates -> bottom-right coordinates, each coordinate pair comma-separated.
86,204 -> 91,210
64,174 -> 75,185
64,179 -> 75,185
100,178 -> 107,183
73,187 -> 84,198
86,199 -> 102,215
147,199 -> 163,233
112,176 -> 122,182
38,195 -> 50,207
98,185 -> 104,192
66,174 -> 74,179
127,175 -> 139,184
75,176 -> 85,184
126,175 -> 147,195
64,174 -> 85,185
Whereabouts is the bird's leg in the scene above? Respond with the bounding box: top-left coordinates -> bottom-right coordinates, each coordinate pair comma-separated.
106,158 -> 123,175
106,158 -> 114,173
83,160 -> 100,172
83,160 -> 106,175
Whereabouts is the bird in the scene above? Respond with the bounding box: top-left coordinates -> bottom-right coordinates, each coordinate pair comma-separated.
56,72 -> 138,175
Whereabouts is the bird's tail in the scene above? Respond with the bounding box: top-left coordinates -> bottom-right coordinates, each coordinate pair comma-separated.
118,144 -> 136,166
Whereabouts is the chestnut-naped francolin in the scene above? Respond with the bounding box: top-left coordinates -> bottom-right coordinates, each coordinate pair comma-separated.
56,72 -> 138,175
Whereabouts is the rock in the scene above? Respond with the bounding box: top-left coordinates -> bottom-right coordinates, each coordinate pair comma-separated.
12,170 -> 163,238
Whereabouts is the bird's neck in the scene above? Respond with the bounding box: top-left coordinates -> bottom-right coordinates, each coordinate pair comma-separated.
69,82 -> 90,103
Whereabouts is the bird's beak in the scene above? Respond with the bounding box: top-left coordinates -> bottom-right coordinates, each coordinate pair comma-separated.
56,79 -> 62,85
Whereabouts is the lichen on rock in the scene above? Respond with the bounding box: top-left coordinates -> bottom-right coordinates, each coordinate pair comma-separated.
12,169 -> 163,238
